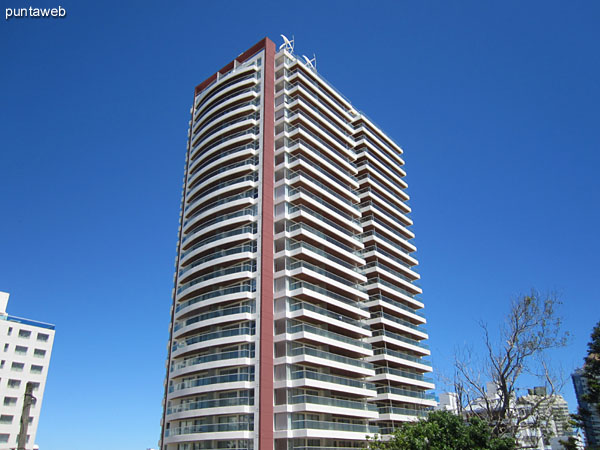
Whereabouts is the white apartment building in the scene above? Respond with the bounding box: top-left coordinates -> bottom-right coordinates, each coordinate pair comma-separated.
160,37 -> 434,450
0,292 -> 55,450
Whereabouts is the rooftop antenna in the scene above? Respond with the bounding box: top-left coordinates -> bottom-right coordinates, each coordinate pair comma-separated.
302,54 -> 317,71
280,34 -> 294,52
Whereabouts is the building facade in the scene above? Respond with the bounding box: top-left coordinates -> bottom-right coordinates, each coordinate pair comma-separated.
573,368 -> 600,449
160,37 -> 434,450
0,292 -> 55,449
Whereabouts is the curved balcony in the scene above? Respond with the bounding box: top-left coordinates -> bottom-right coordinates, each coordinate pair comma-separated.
190,126 -> 259,164
167,396 -> 254,417
177,261 -> 256,295
192,116 -> 259,156
171,348 -> 254,373
174,282 -> 254,319
172,325 -> 255,357
194,103 -> 259,145
183,166 -> 258,213
164,420 -> 254,438
184,175 -> 258,219
195,65 -> 257,110
188,145 -> 257,187
168,371 -> 254,395
195,72 -> 258,118
179,243 -> 256,282
180,223 -> 256,264
182,207 -> 256,246
182,189 -> 258,234
287,300 -> 369,333
285,345 -> 374,376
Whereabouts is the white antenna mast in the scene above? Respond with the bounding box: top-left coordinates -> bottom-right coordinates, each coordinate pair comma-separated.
279,34 -> 295,52
302,54 -> 317,71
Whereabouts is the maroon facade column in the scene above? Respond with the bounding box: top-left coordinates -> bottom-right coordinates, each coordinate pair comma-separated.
259,37 -> 276,450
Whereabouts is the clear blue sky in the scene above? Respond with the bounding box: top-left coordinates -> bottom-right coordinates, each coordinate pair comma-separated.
1,1 -> 598,449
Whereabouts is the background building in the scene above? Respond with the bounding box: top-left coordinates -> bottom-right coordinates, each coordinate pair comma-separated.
159,37 -> 434,450
0,291 -> 55,449
572,368 -> 600,449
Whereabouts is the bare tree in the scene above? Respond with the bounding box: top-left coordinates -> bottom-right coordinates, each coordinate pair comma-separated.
453,291 -> 569,445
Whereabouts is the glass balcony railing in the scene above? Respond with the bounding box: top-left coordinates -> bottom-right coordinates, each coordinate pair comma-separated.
374,366 -> 433,383
359,245 -> 417,280
365,277 -> 421,303
169,372 -> 254,392
167,396 -> 254,414
288,394 -> 377,412
359,231 -> 413,265
174,303 -> 255,332
171,348 -> 254,372
286,203 -> 358,239
362,262 -> 419,291
177,262 -> 256,294
195,74 -> 258,117
184,188 -> 258,227
372,347 -> 431,366
284,92 -> 351,138
370,329 -> 428,350
287,186 -> 359,225
173,325 -> 255,351
367,293 -> 424,318
165,421 -> 254,437
179,243 -> 257,277
286,240 -> 359,272
288,300 -> 368,330
291,368 -> 375,390
189,148 -> 257,189
181,224 -> 256,259
194,98 -> 259,133
284,147 -> 354,190
376,386 -> 436,400
185,174 -> 258,213
284,124 -> 349,165
284,110 -> 351,153
183,206 -> 256,244
286,321 -> 370,350
175,281 -> 255,313
288,279 -> 364,309
377,406 -> 428,418
369,311 -> 426,334
288,345 -> 373,370
355,159 -> 406,194
359,198 -> 410,227
291,420 -> 377,434
285,168 -> 358,211
287,259 -> 361,290
192,126 -> 259,159
285,221 -> 355,254
193,113 -> 259,147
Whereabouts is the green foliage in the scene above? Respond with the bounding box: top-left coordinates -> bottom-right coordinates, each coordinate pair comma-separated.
558,436 -> 579,450
583,321 -> 600,415
367,411 -> 516,450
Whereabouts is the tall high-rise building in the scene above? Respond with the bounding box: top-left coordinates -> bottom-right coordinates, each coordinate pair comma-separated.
160,37 -> 435,450
0,291 -> 55,449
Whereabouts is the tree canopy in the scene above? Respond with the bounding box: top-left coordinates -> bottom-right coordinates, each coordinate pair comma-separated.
583,321 -> 600,415
367,411 -> 516,450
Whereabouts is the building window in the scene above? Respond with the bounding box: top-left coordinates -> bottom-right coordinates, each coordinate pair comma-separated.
0,415 -> 13,424
30,382 -> 40,391
18,330 -> 31,339
30,365 -> 43,374
11,362 -> 24,372
15,345 -> 27,355
7,379 -> 21,389
33,349 -> 46,358
3,397 -> 17,406
37,333 -> 49,342
7,327 -> 12,336
0,434 -> 8,443
3,343 -> 8,352
0,360 -> 4,369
